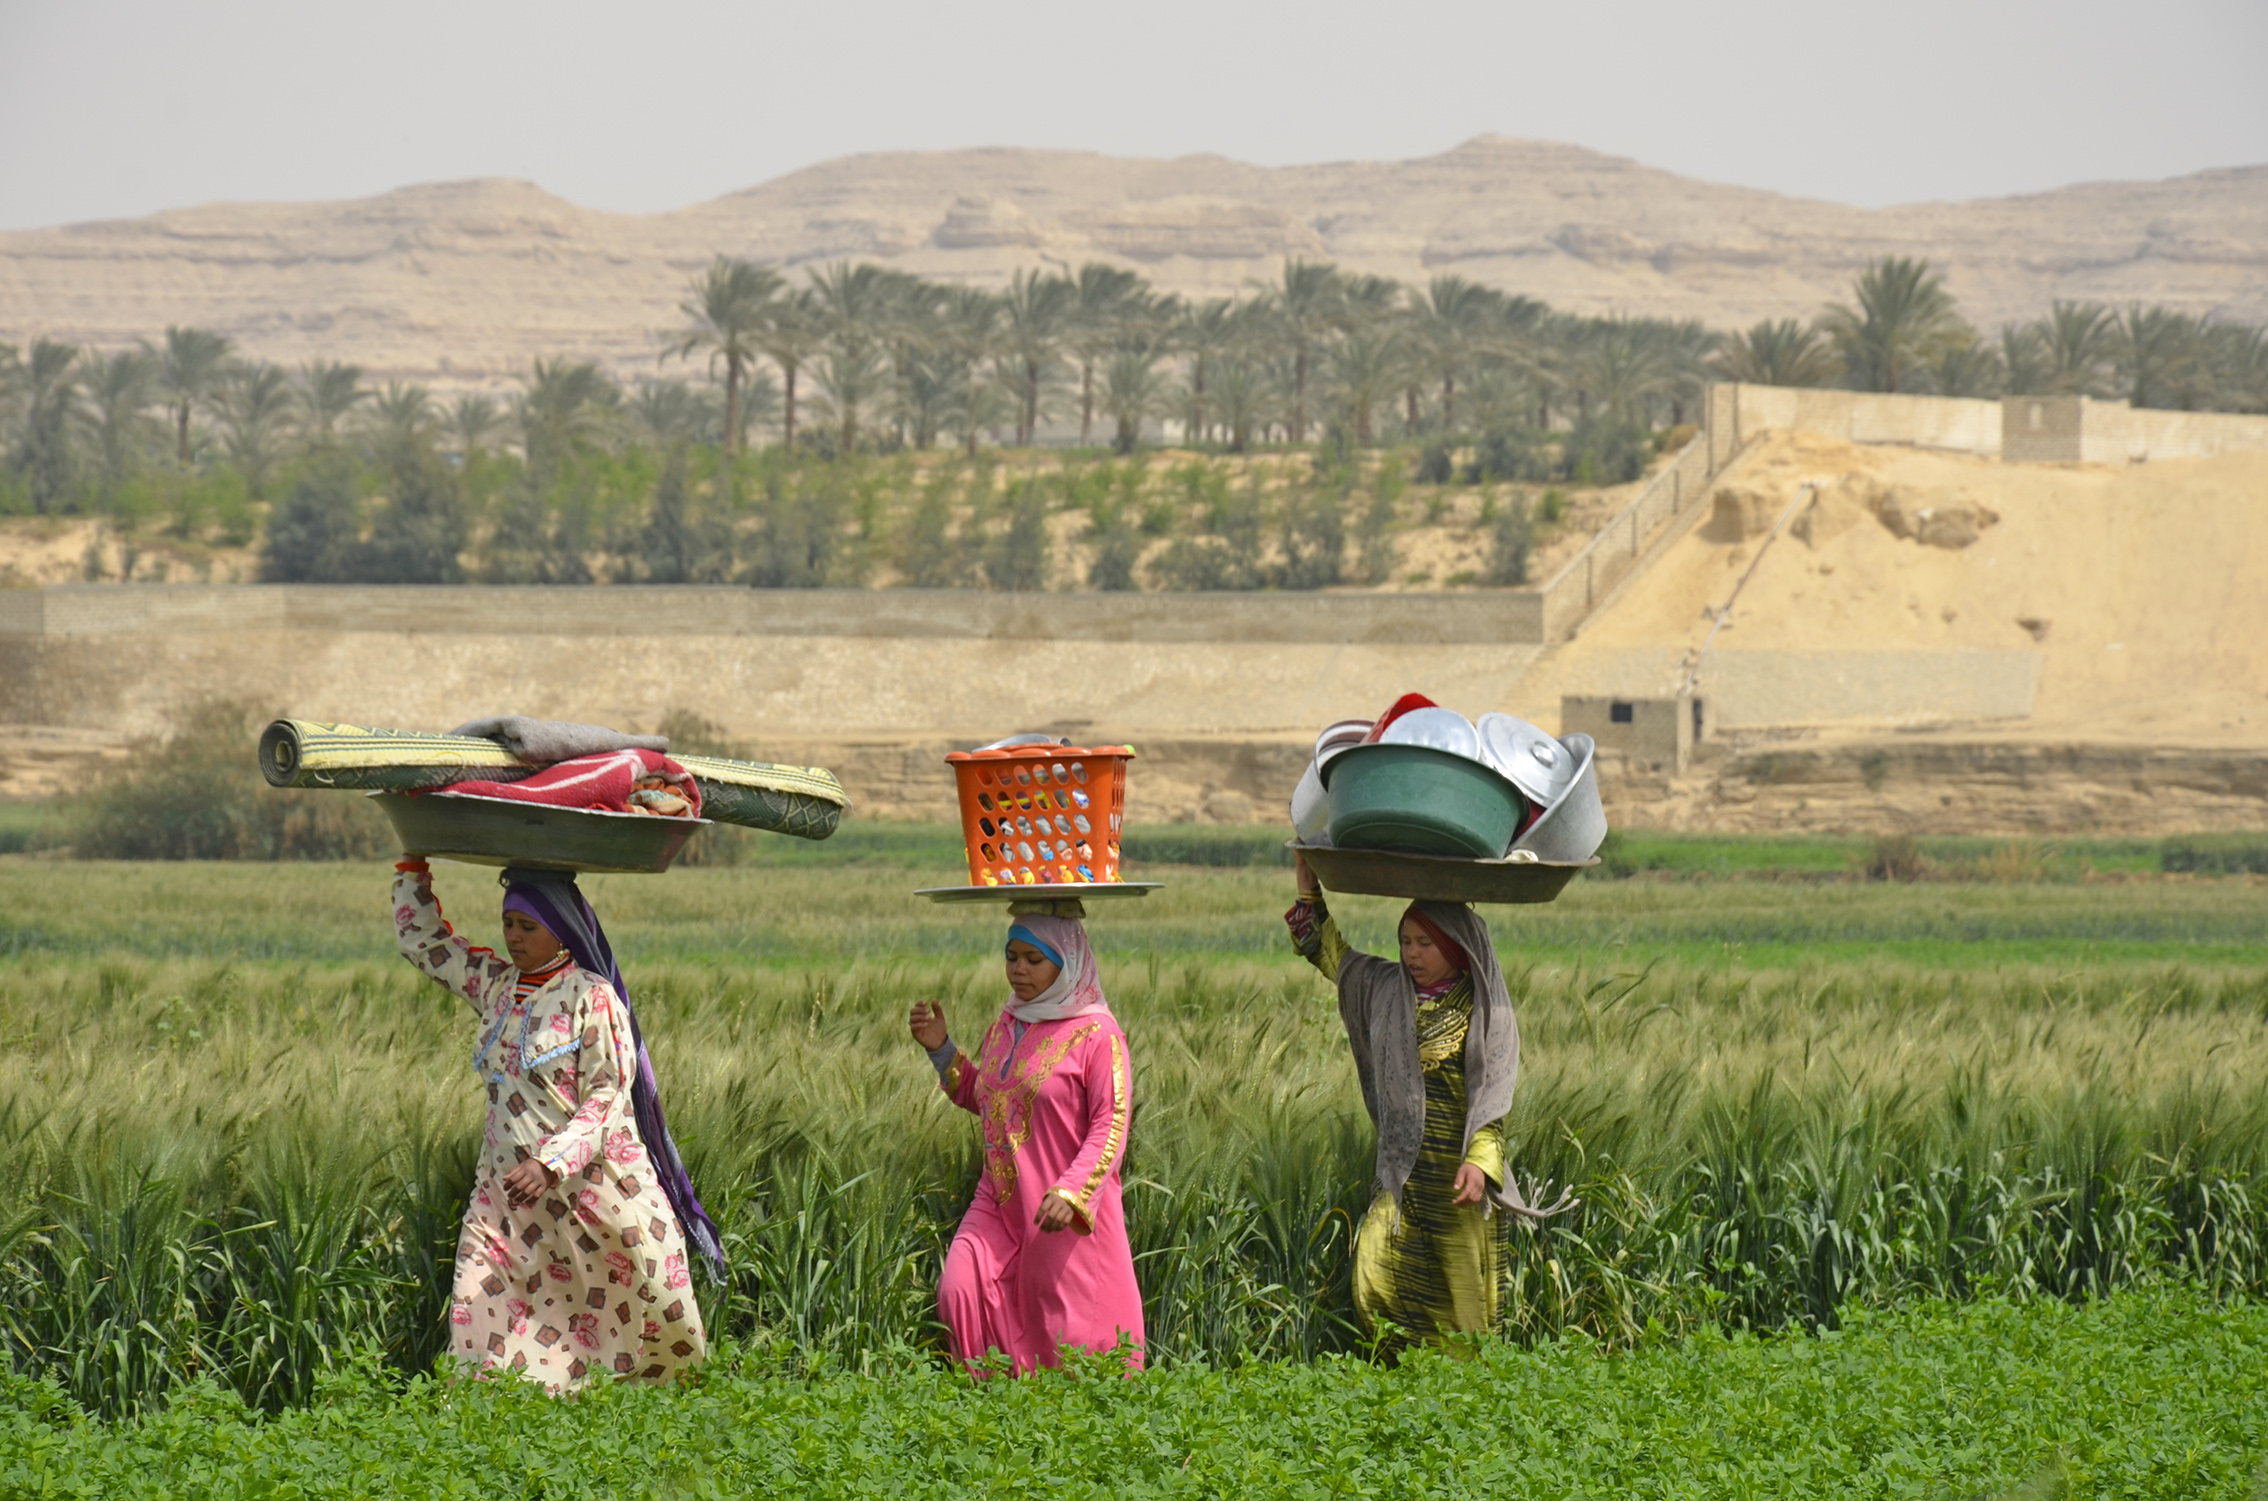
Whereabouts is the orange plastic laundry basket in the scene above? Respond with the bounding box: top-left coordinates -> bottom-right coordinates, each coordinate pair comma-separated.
945,744 -> 1133,887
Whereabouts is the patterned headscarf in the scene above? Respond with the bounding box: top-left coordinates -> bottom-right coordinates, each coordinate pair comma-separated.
1002,911 -> 1112,1024
499,869 -> 724,1279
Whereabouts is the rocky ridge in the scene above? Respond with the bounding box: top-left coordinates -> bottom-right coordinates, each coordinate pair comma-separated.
2,136 -> 2263,387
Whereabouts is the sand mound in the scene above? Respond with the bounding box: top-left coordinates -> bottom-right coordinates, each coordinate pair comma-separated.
1517,432 -> 2268,745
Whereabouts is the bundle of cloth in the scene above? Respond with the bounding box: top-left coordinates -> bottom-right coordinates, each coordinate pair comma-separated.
258,716 -> 848,840
441,747 -> 703,819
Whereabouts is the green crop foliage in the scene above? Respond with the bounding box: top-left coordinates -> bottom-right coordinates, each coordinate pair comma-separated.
3,1291 -> 2264,1496
3,859 -> 2267,1424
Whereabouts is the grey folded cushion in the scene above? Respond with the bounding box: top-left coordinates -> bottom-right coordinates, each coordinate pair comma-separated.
446,715 -> 670,765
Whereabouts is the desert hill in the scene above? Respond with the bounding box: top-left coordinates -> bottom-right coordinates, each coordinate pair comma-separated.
3,136 -> 2264,388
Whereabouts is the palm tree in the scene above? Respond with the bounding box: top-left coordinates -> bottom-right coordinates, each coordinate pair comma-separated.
1000,268 -> 1074,446
1708,318 -> 1841,387
1325,324 -> 1409,444
2035,301 -> 2117,395
1210,358 -> 1273,454
2203,321 -> 2268,413
296,361 -> 369,448
446,393 -> 502,461
1573,317 -> 1674,425
516,359 -> 619,489
1411,275 -> 1503,434
752,289 -> 823,454
1173,298 -> 1240,444
153,326 -> 232,464
1819,256 -> 1969,394
1927,338 -> 2004,397
1257,259 -> 1343,443
1101,338 -> 1173,454
807,261 -> 899,454
83,348 -> 159,497
1067,263 -> 1145,445
216,361 -> 294,497
2113,303 -> 2205,409
668,255 -> 782,458
369,382 -> 437,454
1998,323 -> 2053,396
15,340 -> 86,513
628,378 -> 709,449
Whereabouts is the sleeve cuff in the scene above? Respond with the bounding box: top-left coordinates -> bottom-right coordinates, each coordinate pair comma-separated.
1047,1186 -> 1095,1234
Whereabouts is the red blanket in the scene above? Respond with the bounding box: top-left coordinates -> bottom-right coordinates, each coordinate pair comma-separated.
438,749 -> 702,818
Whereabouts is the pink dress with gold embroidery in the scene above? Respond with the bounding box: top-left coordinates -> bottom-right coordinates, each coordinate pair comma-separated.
937,1008 -> 1144,1372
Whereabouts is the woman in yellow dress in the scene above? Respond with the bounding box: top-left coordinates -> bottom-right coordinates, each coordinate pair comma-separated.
1286,853 -> 1562,1344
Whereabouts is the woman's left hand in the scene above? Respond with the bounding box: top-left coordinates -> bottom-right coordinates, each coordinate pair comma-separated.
1034,1192 -> 1080,1233
503,1158 -> 559,1210
1452,1163 -> 1487,1207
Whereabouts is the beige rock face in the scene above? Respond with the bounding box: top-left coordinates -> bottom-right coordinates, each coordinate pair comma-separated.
3,137 -> 2263,387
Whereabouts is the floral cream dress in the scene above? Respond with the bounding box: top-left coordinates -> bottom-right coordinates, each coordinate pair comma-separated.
393,864 -> 707,1391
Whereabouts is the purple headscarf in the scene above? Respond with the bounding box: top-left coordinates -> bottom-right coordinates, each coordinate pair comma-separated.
499,868 -> 724,1280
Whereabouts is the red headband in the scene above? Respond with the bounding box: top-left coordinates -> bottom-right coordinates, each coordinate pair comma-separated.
1401,906 -> 1470,974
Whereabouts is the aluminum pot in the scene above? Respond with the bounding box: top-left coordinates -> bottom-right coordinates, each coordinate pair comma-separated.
1508,733 -> 1607,863
1289,759 -> 1332,844
1477,712 -> 1579,808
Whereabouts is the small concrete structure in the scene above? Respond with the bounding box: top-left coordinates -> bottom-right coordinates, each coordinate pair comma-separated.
1562,692 -> 1697,773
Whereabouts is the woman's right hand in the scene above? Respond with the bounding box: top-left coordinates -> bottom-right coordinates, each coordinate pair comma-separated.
909,1000 -> 949,1053
1294,851 -> 1319,900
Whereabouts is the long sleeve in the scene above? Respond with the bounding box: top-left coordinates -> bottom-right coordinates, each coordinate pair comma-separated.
1048,1028 -> 1131,1234
940,1047 -> 979,1114
1285,896 -> 1353,982
535,980 -> 636,1181
1463,1119 -> 1506,1187
393,863 -> 513,1015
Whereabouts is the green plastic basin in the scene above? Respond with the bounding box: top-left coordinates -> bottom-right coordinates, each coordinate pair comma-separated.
1320,743 -> 1529,858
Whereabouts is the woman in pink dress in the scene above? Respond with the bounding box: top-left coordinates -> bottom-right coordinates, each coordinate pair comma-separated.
908,906 -> 1144,1373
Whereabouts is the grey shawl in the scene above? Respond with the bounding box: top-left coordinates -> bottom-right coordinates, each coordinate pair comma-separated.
1333,899 -> 1571,1221
448,715 -> 670,765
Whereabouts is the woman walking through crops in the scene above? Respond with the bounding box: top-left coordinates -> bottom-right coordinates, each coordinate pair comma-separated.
908,902 -> 1144,1373
392,859 -> 718,1391
1287,853 -> 1564,1345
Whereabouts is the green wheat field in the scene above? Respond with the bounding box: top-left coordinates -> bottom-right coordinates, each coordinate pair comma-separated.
4,852 -> 2266,1496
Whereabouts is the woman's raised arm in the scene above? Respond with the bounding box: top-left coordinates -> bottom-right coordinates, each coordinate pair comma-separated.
393,860 -> 512,1014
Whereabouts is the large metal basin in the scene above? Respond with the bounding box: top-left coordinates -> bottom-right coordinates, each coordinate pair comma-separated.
1508,733 -> 1608,864
374,792 -> 706,874
1290,841 -> 1593,905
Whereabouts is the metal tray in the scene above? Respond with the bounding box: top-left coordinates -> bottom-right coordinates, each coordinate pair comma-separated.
916,882 -> 1163,903
373,791 -> 708,874
1289,841 -> 1593,905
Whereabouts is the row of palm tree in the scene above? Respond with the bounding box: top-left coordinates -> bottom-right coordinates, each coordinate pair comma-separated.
665,254 -> 1720,460
8,256 -> 2264,516
1712,257 -> 2268,409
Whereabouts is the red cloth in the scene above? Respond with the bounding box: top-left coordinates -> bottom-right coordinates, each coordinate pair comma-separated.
438,749 -> 701,817
1400,904 -> 1471,974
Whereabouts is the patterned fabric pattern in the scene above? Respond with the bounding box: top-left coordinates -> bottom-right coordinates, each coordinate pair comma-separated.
394,867 -> 706,1391
260,720 -> 848,839
936,1005 -> 1145,1372
1288,897 -> 1508,1343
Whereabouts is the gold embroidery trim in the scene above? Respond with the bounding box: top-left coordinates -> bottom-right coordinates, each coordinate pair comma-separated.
1047,1186 -> 1095,1234
1077,1033 -> 1128,1206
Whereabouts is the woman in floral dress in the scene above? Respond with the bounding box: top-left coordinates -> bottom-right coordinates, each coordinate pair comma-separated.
393,859 -> 718,1391
908,904 -> 1144,1373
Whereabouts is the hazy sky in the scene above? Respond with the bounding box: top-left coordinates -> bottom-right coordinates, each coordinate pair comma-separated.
2,0 -> 2263,232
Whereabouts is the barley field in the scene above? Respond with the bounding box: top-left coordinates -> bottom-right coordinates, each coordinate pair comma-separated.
7,855 -> 2266,1443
